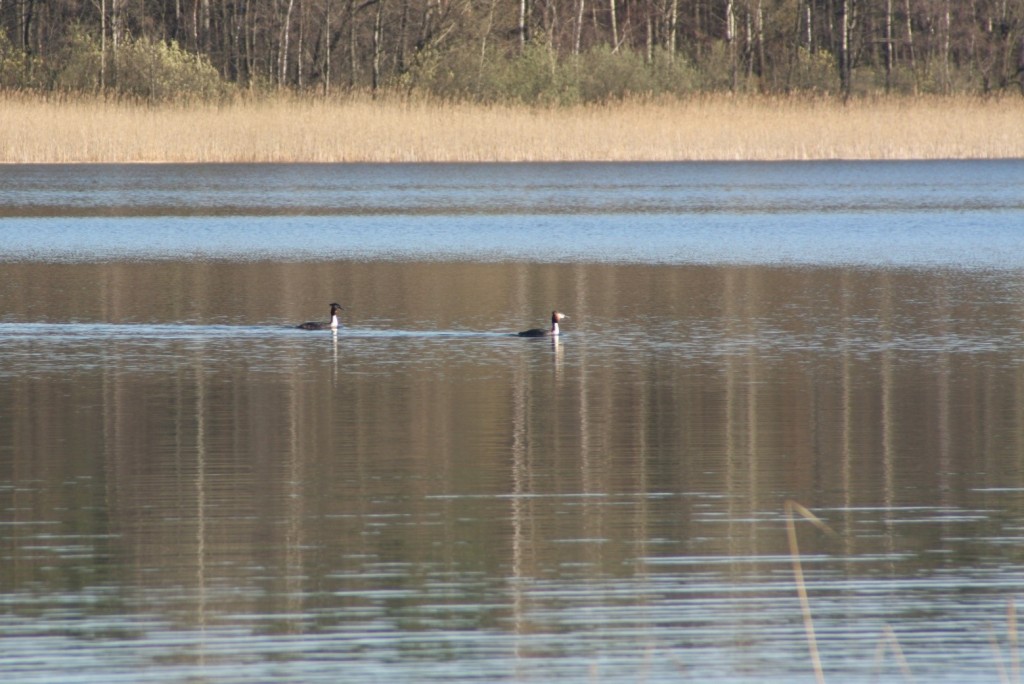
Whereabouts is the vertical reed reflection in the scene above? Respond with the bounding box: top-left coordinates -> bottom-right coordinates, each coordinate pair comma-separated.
839,270 -> 855,559
285,358 -> 304,635
510,321 -> 529,668
880,271 -> 896,573
193,354 -> 208,667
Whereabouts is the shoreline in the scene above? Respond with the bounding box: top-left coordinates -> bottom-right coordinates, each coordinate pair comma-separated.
3,94 -> 1024,163
3,157 -> 1022,166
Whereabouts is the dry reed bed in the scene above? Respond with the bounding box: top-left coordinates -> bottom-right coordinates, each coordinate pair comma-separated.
2,95 -> 1023,162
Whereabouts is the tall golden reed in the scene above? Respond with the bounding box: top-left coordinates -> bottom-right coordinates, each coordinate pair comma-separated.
2,93 -> 1023,162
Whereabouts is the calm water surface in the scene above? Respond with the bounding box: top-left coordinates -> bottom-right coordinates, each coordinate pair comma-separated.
2,162 -> 1024,683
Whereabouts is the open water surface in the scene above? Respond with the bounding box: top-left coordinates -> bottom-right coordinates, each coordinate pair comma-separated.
2,161 -> 1024,682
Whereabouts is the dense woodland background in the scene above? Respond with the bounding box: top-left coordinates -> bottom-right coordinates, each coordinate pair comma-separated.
2,0 -> 1023,102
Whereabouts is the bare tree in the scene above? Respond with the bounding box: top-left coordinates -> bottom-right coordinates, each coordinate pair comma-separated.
884,0 -> 893,91
520,0 -> 530,46
839,0 -> 852,97
281,0 -> 296,86
905,0 -> 918,93
371,0 -> 383,91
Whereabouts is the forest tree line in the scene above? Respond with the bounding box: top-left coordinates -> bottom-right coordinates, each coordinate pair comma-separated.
2,0 -> 1023,102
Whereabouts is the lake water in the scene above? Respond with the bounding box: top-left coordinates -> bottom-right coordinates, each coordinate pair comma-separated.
2,161 -> 1024,683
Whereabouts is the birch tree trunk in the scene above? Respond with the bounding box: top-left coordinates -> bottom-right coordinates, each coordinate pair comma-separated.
396,0 -> 409,72
574,0 -> 585,55
246,0 -> 256,88
100,0 -> 107,92
755,0 -> 765,88
645,11 -> 652,63
201,0 -> 211,52
297,0 -> 304,88
280,0 -> 294,86
667,0 -> 677,61
904,0 -> 917,93
609,0 -> 619,51
884,0 -> 893,91
805,0 -> 812,48
111,0 -> 119,86
481,0 -> 497,68
372,0 -> 384,92
839,0 -> 851,97
942,0 -> 951,93
323,0 -> 332,95
348,0 -> 357,89
221,0 -> 232,79
725,0 -> 736,90
174,0 -> 182,42
519,0 -> 529,46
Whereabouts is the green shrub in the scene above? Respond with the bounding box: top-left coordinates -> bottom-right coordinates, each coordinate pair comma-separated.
786,47 -> 839,94
885,64 -> 922,94
491,41 -> 575,105
574,45 -> 654,101
403,41 -> 703,104
113,38 -> 227,101
50,25 -> 102,92
399,42 -> 490,101
698,41 -> 743,92
648,49 -> 701,96
404,40 -> 577,105
43,27 -> 227,101
581,47 -> 701,100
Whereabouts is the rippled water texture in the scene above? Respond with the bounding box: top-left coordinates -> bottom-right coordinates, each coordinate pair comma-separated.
2,162 -> 1024,683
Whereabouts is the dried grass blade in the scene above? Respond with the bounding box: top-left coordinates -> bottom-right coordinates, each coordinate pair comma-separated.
785,500 -> 827,684
881,625 -> 915,682
988,622 -> 1011,684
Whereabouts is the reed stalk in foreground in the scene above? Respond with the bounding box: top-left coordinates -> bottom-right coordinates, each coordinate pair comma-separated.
785,500 -> 832,684
787,502 -> 1024,684
2,94 -> 1024,163
988,598 -> 1022,684
873,626 -> 914,682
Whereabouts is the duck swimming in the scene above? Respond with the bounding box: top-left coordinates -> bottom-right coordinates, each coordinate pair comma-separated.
297,302 -> 343,330
518,311 -> 567,337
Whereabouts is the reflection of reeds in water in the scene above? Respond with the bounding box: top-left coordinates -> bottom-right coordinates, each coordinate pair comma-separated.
786,501 -> 1021,684
3,93 -> 1024,163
